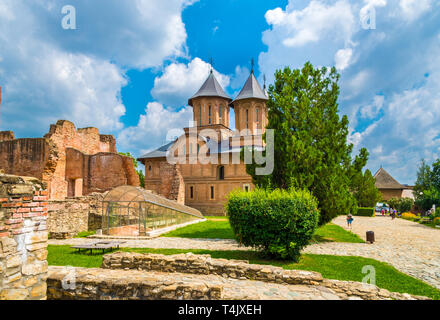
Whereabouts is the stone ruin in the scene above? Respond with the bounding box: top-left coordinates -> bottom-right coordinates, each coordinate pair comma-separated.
0,120 -> 140,200
0,174 -> 48,300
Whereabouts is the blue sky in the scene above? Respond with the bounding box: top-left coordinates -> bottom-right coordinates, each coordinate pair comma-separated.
0,0 -> 439,184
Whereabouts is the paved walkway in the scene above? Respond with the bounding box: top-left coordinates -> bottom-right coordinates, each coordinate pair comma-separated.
304,216 -> 440,289
48,237 -> 251,251
49,216 -> 440,289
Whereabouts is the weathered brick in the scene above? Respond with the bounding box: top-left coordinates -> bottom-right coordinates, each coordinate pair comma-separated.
33,196 -> 48,201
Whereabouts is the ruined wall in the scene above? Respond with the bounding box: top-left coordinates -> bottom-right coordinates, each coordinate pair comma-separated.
0,138 -> 51,180
0,120 -> 138,200
65,149 -> 140,196
44,120 -> 118,199
47,193 -> 104,239
0,175 -> 48,300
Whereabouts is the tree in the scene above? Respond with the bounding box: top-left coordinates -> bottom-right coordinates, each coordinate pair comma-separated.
246,62 -> 363,225
119,152 -> 145,188
413,159 -> 440,212
413,159 -> 432,198
347,148 -> 381,207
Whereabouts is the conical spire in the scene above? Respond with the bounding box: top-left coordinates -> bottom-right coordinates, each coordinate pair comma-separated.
232,72 -> 268,103
188,71 -> 232,106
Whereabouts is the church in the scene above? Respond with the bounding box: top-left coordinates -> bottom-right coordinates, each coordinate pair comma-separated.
138,68 -> 269,215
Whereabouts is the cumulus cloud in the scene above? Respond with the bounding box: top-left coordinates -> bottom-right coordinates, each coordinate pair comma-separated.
335,48 -> 353,71
0,0 -> 194,136
260,0 -> 440,183
264,0 -> 355,48
151,58 -> 230,107
117,102 -> 193,155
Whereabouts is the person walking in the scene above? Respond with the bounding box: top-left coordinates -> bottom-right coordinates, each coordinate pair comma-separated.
346,214 -> 354,229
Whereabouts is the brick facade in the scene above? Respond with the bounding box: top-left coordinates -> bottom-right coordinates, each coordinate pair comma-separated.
0,120 -> 139,200
0,174 -> 48,300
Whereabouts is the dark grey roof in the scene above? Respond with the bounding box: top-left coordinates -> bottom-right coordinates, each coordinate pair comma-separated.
137,141 -> 174,160
232,72 -> 268,103
188,71 -> 232,106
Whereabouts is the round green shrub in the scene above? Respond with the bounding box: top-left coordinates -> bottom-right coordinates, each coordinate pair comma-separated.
225,188 -> 319,261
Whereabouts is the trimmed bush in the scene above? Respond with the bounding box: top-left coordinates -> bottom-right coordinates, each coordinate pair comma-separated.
434,217 -> 440,225
225,188 -> 319,261
355,207 -> 375,217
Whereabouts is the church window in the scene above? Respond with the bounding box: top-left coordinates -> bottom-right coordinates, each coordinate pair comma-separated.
210,186 -> 215,199
219,105 -> 222,121
246,109 -> 249,130
199,106 -> 202,126
190,186 -> 194,199
209,105 -> 212,125
218,166 -> 225,180
256,108 -> 260,128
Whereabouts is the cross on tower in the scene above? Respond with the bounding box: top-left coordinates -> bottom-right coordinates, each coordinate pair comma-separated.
209,57 -> 214,73
251,58 -> 254,73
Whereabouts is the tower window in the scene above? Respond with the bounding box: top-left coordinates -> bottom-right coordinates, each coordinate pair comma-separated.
210,186 -> 214,199
199,106 -> 202,126
219,105 -> 222,120
256,108 -> 260,128
218,166 -> 225,180
243,184 -> 250,192
246,109 -> 249,129
190,186 -> 194,199
209,105 -> 212,125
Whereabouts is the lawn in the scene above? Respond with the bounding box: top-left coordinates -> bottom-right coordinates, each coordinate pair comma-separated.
163,216 -> 364,243
47,245 -> 440,300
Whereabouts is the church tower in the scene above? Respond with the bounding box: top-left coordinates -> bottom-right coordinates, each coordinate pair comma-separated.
188,70 -> 232,128
232,70 -> 268,135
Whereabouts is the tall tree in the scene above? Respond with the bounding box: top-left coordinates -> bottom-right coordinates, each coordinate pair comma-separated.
347,148 -> 381,207
246,62 -> 362,225
414,159 -> 433,199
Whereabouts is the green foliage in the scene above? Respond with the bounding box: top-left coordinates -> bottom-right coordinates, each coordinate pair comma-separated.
413,159 -> 440,211
387,197 -> 414,213
355,207 -> 375,216
390,197 -> 413,213
225,188 -> 319,261
118,152 -> 145,188
348,150 -> 381,207
245,62 -> 364,225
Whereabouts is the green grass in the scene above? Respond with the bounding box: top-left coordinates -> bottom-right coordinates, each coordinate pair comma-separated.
47,245 -> 440,300
74,231 -> 97,238
311,223 -> 364,243
162,219 -> 235,239
163,218 -> 364,243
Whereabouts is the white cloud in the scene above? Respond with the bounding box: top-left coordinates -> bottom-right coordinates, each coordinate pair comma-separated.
151,58 -> 230,107
117,102 -> 193,154
399,0 -> 432,22
265,1 -> 355,48
0,0 -> 194,135
360,95 -> 384,119
335,48 -> 353,71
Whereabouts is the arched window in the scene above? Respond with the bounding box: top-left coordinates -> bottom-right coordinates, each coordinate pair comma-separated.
246,109 -> 249,130
199,106 -> 202,126
209,105 -> 212,125
219,105 -> 222,122
218,165 -> 225,180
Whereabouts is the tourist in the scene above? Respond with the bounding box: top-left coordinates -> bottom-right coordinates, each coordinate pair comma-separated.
346,214 -> 354,229
391,210 -> 396,220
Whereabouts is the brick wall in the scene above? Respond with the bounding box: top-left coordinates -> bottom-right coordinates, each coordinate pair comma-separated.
0,174 -> 48,300
47,193 -> 104,239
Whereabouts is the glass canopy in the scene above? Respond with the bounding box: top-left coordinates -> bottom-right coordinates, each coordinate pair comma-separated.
101,185 -> 203,236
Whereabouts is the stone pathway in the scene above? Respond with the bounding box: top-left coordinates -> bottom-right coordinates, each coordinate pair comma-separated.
48,237 -> 252,251
49,216 -> 440,289
304,216 -> 440,289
